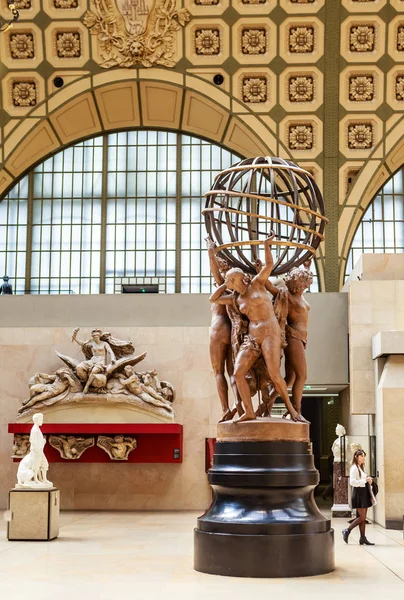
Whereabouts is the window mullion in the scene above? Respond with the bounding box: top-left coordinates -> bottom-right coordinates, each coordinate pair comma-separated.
99,134 -> 108,293
24,170 -> 34,293
175,133 -> 182,293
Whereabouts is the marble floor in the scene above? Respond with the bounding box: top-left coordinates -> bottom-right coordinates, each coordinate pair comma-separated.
1,509 -> 404,600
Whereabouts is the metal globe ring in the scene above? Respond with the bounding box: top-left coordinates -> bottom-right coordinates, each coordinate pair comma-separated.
203,156 -> 328,276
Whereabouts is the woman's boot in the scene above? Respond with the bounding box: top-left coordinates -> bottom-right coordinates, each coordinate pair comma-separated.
342,529 -> 350,544
359,536 -> 375,545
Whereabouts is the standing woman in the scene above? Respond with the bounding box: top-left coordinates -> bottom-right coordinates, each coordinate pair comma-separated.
342,450 -> 375,545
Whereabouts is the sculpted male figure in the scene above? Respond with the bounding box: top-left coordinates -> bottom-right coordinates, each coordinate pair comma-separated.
209,235 -> 306,423
264,261 -> 313,417
72,327 -> 116,393
206,237 -> 242,421
119,366 -> 172,410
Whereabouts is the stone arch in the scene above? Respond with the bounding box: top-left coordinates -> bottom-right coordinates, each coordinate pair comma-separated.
0,69 -> 282,196
338,114 -> 404,288
0,68 -> 326,289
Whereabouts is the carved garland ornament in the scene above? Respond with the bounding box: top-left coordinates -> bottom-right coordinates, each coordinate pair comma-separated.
83,0 -> 190,68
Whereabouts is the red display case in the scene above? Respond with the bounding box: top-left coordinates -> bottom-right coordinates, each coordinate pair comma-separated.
8,423 -> 183,463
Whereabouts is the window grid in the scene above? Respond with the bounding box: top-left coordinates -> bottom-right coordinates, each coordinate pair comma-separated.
0,176 -> 28,294
0,130 -> 321,294
345,168 -> 404,281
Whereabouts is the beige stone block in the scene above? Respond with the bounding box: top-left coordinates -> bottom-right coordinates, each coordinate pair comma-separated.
352,370 -> 375,394
8,489 -> 59,540
350,325 -> 374,347
371,281 -> 396,309
351,347 -> 373,372
0,169 -> 12,196
95,81 -> 141,131
384,422 -> 404,459
385,492 -> 404,521
372,309 -> 396,329
139,82 -> 182,129
363,254 -> 404,280
50,93 -> 102,144
384,463 -> 404,493
181,91 -> 229,142
5,121 -> 59,177
349,281 -> 373,305
350,304 -> 373,325
372,331 -> 404,359
223,117 -> 268,157
350,390 -> 375,414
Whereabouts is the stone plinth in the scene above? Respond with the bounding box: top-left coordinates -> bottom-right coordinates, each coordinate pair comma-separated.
217,416 -> 309,442
8,488 -> 60,541
194,419 -> 335,578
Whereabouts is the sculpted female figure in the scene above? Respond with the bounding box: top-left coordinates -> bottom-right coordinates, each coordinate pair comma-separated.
210,235 -> 306,423
17,413 -> 53,488
206,237 -> 241,422
264,262 -> 312,418
72,327 -> 116,393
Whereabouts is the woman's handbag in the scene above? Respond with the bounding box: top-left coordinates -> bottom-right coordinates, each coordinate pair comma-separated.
372,481 -> 379,496
367,482 -> 378,506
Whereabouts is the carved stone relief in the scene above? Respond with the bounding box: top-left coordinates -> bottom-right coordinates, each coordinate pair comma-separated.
347,123 -> 373,150
194,28 -> 220,55
288,123 -> 314,150
241,28 -> 267,55
49,435 -> 95,459
396,75 -> 404,101
9,32 -> 35,59
349,75 -> 374,102
289,75 -> 314,102
242,76 -> 267,103
56,31 -> 81,58
97,435 -> 137,460
12,80 -> 37,107
54,0 -> 79,7
83,0 -> 190,68
350,25 -> 375,52
12,434 -> 30,458
289,26 -> 314,53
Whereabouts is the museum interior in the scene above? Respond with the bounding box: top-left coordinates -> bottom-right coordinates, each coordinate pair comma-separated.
1,0 -> 404,597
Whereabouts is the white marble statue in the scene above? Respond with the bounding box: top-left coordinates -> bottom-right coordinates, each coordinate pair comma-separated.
16,413 -> 53,489
331,423 -> 346,463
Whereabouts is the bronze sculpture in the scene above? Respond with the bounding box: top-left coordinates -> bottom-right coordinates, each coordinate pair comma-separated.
210,235 -> 306,423
195,157 -> 334,580
203,157 -> 328,425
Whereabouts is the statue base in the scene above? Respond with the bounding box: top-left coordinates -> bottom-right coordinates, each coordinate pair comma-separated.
331,504 -> 352,518
7,488 -> 60,541
15,482 -> 54,490
194,420 -> 335,578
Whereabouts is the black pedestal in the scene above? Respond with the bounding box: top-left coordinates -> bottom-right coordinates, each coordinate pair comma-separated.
194,440 -> 335,578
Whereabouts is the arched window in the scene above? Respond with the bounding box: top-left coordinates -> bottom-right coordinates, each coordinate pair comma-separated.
0,130 -> 320,294
345,167 -> 404,281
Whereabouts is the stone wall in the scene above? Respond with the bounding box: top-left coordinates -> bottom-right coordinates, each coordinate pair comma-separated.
0,293 -> 348,510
